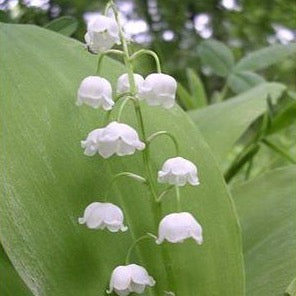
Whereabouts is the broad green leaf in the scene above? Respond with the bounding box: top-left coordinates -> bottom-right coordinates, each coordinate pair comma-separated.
235,43 -> 296,72
45,16 -> 78,36
176,82 -> 196,110
186,68 -> 207,108
228,71 -> 265,94
232,166 -> 296,296
0,24 -> 245,296
286,278 -> 296,296
0,245 -> 33,296
197,39 -> 235,77
188,83 -> 286,162
268,100 -> 296,135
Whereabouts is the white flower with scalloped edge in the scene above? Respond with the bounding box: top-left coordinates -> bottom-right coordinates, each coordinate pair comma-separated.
156,212 -> 203,245
81,121 -> 145,158
116,73 -> 144,94
107,264 -> 155,296
78,202 -> 128,232
76,76 -> 114,110
84,15 -> 120,53
138,73 -> 177,109
157,157 -> 199,186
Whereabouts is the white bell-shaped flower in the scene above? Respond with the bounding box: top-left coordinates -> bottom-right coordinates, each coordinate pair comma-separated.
156,212 -> 203,245
107,264 -> 155,296
76,76 -> 114,110
116,73 -> 144,94
84,15 -> 120,53
81,121 -> 145,158
138,73 -> 177,109
158,157 -> 199,186
78,202 -> 128,232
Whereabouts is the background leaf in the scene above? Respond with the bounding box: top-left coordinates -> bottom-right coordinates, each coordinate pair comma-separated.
228,71 -> 265,94
188,83 -> 286,162
232,166 -> 296,296
0,245 -> 33,296
44,16 -> 78,36
186,68 -> 207,108
286,278 -> 296,296
0,24 -> 245,296
235,43 -> 296,72
197,39 -> 235,77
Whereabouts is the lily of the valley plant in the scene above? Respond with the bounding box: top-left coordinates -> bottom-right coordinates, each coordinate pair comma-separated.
77,1 -> 203,295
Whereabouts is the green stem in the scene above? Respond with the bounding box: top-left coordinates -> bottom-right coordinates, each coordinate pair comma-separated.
125,233 -> 157,265
117,96 -> 136,122
156,185 -> 174,202
261,139 -> 296,164
130,49 -> 162,73
175,186 -> 181,211
106,172 -> 147,199
112,3 -> 158,202
147,131 -> 179,155
96,50 -> 125,75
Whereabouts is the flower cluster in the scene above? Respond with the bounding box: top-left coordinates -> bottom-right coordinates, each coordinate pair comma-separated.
76,3 -> 203,295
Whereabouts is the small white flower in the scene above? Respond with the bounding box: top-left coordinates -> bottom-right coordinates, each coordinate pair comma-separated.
138,73 -> 177,109
107,264 -> 155,296
156,212 -> 203,245
76,76 -> 114,110
81,121 -> 145,158
158,157 -> 199,186
78,202 -> 128,232
116,73 -> 144,94
84,15 -> 120,53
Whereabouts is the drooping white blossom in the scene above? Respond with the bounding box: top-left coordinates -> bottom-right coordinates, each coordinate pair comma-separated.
84,15 -> 120,53
138,73 -> 177,109
76,76 -> 114,110
116,73 -> 144,94
78,202 -> 128,232
81,121 -> 145,158
156,212 -> 203,245
157,157 -> 199,186
107,264 -> 155,296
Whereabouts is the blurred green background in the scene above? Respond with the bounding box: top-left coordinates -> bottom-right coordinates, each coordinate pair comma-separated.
1,0 -> 295,94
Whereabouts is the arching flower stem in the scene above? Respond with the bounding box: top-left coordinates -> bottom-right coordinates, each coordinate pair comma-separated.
130,49 -> 162,73
96,49 -> 125,75
107,171 -> 147,196
125,233 -> 157,265
156,185 -> 174,203
146,131 -> 179,156
117,96 -> 136,122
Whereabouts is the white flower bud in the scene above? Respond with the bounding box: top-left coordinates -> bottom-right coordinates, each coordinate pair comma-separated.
156,212 -> 203,245
81,121 -> 145,158
84,15 -> 120,53
107,264 -> 155,296
116,73 -> 144,94
138,73 -> 177,109
76,76 -> 114,110
78,202 -> 128,232
158,157 -> 199,186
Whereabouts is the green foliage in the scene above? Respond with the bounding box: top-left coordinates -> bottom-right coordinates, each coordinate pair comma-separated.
45,16 -> 78,36
0,245 -> 33,296
188,83 -> 286,163
177,68 -> 207,110
286,278 -> 296,296
197,39 -> 235,77
0,24 -> 245,296
235,43 -> 296,72
228,71 -> 265,94
198,40 -> 296,95
232,166 -> 296,296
